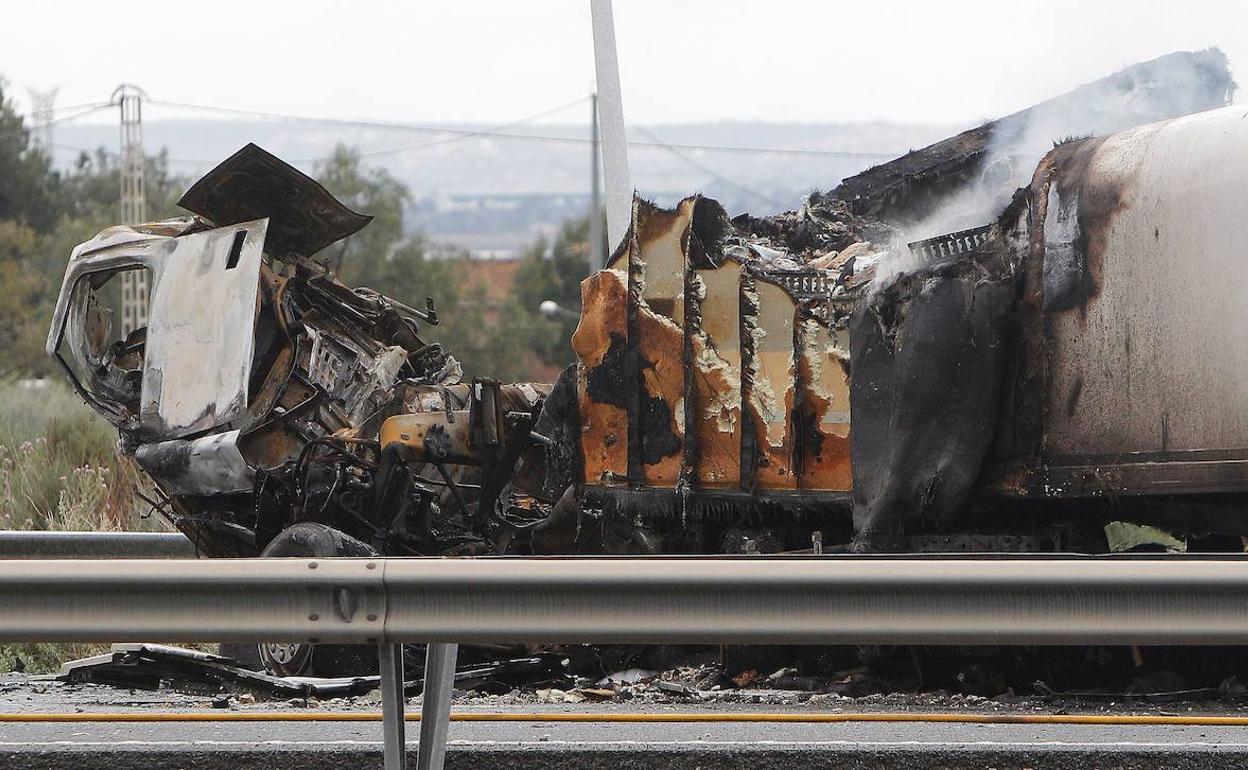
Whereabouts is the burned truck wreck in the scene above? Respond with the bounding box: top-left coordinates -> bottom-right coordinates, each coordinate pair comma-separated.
46,144 -> 552,562
46,47 -> 1248,601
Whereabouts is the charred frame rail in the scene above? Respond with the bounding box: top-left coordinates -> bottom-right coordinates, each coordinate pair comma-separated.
6,555 -> 1248,768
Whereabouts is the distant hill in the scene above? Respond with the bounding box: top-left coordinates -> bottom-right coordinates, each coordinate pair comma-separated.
55,117 -> 962,256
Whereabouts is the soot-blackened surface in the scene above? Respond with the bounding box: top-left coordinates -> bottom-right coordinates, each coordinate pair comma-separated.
533,365 -> 582,500
849,265 -> 1014,552
1039,137 -> 1114,312
585,333 -> 629,409
638,362 -> 682,466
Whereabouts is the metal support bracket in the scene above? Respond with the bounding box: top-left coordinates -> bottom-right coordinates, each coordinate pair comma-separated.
379,643 -> 407,770
417,642 -> 459,770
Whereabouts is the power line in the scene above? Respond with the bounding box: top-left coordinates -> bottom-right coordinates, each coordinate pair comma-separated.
47,100 -> 113,115
312,96 -> 592,162
140,96 -> 614,165
0,103 -> 116,143
48,103 -> 113,125
13,103 -> 113,126
144,98 -> 903,160
48,142 -> 106,156
633,125 -> 788,209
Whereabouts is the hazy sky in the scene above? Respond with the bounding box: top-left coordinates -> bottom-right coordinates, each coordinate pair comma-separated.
4,0 -> 1245,127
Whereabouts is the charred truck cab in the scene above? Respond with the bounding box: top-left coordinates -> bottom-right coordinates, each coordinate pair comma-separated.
48,144 -> 550,565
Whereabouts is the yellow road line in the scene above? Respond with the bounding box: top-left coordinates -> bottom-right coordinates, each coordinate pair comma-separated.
2,712 -> 1248,725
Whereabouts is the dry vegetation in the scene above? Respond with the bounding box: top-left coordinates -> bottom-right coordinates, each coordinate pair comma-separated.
0,378 -> 175,673
0,379 -> 167,532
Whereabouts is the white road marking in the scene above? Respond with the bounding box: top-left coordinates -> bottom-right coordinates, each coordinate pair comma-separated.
0,739 -> 1246,750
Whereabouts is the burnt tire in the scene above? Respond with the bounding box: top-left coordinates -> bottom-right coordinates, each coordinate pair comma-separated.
257,522 -> 379,678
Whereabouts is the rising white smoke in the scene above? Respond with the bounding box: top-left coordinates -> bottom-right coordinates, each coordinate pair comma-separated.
870,48 -> 1234,284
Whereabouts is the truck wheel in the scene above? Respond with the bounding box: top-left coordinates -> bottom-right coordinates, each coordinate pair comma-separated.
257,522 -> 380,678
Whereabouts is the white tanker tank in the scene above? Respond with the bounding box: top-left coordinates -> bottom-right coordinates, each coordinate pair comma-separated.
851,103 -> 1248,550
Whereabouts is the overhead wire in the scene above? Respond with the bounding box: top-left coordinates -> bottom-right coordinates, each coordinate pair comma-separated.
135,95 -> 595,167
7,93 -> 904,172
632,124 -> 789,209
333,96 -> 592,162
0,102 -> 114,143
46,102 -> 114,123
144,97 -> 903,160
4,92 -> 906,201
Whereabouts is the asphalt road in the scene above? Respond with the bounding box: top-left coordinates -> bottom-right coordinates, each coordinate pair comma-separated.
4,712 -> 1248,769
7,675 -> 1248,768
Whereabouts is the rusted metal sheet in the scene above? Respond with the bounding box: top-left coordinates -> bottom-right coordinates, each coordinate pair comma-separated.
633,199 -> 695,486
575,194 -> 853,501
745,277 -> 797,488
691,262 -> 742,488
572,269 -> 630,485
796,317 -> 851,490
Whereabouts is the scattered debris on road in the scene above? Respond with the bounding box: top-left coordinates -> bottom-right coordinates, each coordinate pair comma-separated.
52,644 -> 567,700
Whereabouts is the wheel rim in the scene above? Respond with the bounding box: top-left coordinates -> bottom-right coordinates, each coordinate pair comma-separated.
259,641 -> 313,676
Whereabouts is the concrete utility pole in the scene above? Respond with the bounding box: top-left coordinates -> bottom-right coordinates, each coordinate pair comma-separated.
26,88 -> 57,153
589,0 -> 632,251
113,84 -> 149,335
588,92 -> 604,270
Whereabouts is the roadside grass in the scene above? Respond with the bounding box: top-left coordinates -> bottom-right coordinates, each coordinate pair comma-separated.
0,379 -> 179,673
0,379 -> 165,532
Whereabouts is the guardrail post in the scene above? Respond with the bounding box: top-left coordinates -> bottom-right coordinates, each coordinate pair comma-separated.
417,642 -> 458,770
378,643 -> 407,770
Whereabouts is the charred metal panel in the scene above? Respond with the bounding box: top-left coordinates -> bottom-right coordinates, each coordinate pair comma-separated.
134,430 -> 254,495
691,262 -> 742,488
1038,105 -> 1248,467
576,195 -> 854,500
744,276 -> 797,489
178,143 -> 371,258
236,370 -> 318,469
637,199 -> 692,322
140,220 -> 267,439
850,257 -> 1014,551
380,411 -> 474,464
796,317 -> 851,491
572,269 -> 630,484
633,199 -> 695,486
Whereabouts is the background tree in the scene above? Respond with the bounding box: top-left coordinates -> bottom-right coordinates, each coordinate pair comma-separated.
512,216 -> 594,370
0,88 -> 595,385
0,80 -> 61,232
314,145 -> 543,382
315,144 -> 409,286
0,81 -> 188,376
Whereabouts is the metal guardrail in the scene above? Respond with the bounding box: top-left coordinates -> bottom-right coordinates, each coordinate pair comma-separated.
0,530 -> 197,559
6,555 -> 1248,645
7,554 -> 1248,769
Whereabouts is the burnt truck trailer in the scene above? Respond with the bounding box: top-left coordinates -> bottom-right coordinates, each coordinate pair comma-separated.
562,101 -> 1248,555
47,101 -> 1248,567
44,47 -> 1248,576
851,101 -> 1248,553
